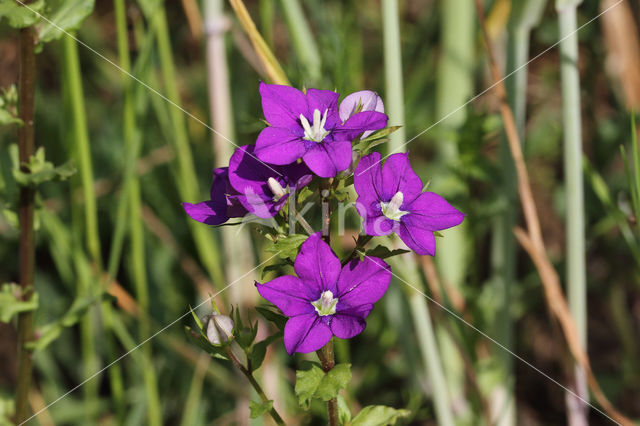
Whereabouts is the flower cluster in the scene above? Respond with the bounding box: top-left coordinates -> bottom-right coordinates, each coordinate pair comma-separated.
184,83 -> 465,354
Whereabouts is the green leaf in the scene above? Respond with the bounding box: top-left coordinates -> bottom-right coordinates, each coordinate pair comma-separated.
363,245 -> 410,260
0,0 -> 44,28
255,306 -> 287,331
295,362 -> 325,409
37,0 -> 95,44
26,292 -> 113,351
314,363 -> 351,401
0,108 -> 22,126
12,147 -> 76,187
248,331 -> 282,372
0,396 -> 15,425
0,283 -> 38,323
249,400 -> 273,419
353,126 -> 402,154
184,326 -> 229,360
260,261 -> 292,279
295,362 -> 352,409
358,126 -> 402,144
350,405 -> 411,426
337,394 -> 351,425
265,233 -> 308,261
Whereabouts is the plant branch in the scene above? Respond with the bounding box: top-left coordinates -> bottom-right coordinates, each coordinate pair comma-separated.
223,346 -> 286,425
15,25 -> 37,424
473,0 -> 632,423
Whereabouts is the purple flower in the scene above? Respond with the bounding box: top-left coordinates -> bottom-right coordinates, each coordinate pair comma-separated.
254,82 -> 388,178
339,90 -> 385,139
354,152 -> 465,256
183,168 -> 247,225
228,145 -> 312,218
256,232 -> 391,354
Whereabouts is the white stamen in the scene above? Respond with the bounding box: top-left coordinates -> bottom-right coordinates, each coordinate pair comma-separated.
267,177 -> 287,200
311,290 -> 338,316
300,109 -> 330,142
381,191 -> 409,221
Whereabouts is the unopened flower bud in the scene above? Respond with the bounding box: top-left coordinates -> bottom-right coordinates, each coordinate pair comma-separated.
206,314 -> 234,344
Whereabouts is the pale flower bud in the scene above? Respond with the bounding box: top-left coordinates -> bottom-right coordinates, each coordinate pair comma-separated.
206,314 -> 234,344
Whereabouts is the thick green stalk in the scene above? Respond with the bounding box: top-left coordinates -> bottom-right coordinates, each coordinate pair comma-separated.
396,258 -> 455,426
279,0 -> 321,85
489,2 -> 546,424
152,7 -> 225,287
381,2 -> 455,422
431,0 -> 474,420
62,35 -> 101,417
115,1 -> 162,424
14,26 -> 36,424
381,0 -> 406,152
557,0 -> 589,421
205,0 -> 256,305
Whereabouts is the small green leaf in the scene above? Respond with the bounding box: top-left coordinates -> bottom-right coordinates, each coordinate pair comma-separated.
350,405 -> 411,426
358,126 -> 402,144
27,292 -> 113,351
184,326 -> 229,360
265,234 -> 308,261
295,362 -> 325,409
255,306 -> 287,331
37,0 -> 95,44
261,261 -> 291,279
0,108 -> 22,126
0,395 -> 15,425
363,245 -> 410,260
0,283 -> 38,323
249,400 -> 273,419
248,331 -> 282,372
337,394 -> 351,425
12,147 -> 76,187
315,363 -> 351,401
0,0 -> 44,28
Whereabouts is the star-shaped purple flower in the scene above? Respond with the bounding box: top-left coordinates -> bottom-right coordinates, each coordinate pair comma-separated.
254,83 -> 388,178
354,152 -> 465,256
183,167 -> 248,225
228,145 -> 312,218
256,232 -> 391,354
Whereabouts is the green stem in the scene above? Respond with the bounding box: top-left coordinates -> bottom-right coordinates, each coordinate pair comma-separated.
381,0 -> 406,152
14,25 -> 36,424
224,347 -> 286,425
62,34 -> 101,418
557,0 -> 589,419
151,6 -> 225,287
316,341 -> 338,426
114,1 -> 162,424
279,0 -> 321,85
489,2 -> 545,424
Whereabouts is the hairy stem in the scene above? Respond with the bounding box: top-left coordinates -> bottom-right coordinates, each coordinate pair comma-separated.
14,25 -> 37,424
223,347 -> 286,425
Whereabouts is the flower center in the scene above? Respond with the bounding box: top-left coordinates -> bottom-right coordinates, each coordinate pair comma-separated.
311,290 -> 338,316
300,109 -> 330,142
267,177 -> 288,201
380,191 -> 409,221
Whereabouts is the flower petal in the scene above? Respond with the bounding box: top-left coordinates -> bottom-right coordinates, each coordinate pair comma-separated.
336,257 -> 391,307
330,305 -> 372,339
398,222 -> 436,256
294,232 -> 341,294
380,153 -> 423,203
333,111 -> 388,141
255,276 -> 315,316
339,90 -> 384,122
260,82 -> 308,128
182,200 -> 228,225
354,152 -> 384,203
284,314 -> 332,354
302,141 -> 352,178
404,192 -> 465,231
255,127 -> 307,165
305,88 -> 341,129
